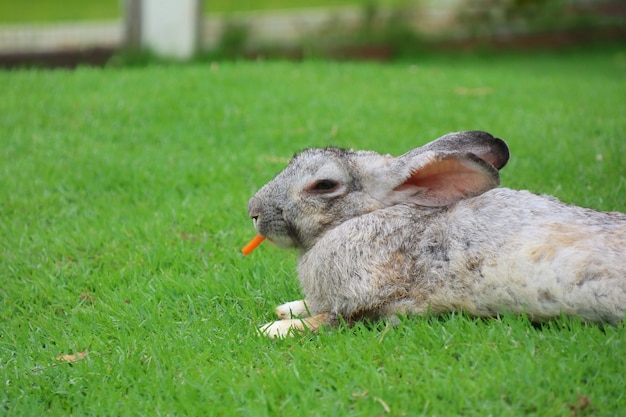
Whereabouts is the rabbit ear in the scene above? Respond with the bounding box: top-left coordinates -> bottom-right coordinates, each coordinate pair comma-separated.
379,151 -> 500,207
414,131 -> 510,170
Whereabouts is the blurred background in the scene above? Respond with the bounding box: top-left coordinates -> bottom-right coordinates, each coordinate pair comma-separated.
0,0 -> 624,67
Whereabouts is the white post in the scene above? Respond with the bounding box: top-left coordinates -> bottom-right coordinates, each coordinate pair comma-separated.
122,0 -> 142,50
140,0 -> 202,60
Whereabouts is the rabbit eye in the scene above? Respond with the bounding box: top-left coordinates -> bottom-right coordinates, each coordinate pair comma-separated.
310,179 -> 339,193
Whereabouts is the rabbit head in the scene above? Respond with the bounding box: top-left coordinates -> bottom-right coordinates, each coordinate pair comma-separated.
247,131 -> 510,251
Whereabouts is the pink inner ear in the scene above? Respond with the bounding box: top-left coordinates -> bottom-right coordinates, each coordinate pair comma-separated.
401,159 -> 482,190
393,157 -> 496,206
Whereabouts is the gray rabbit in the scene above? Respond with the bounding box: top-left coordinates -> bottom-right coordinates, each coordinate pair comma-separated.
247,131 -> 626,338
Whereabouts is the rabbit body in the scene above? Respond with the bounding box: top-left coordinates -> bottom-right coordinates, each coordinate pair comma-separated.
299,189 -> 626,325
248,131 -> 626,337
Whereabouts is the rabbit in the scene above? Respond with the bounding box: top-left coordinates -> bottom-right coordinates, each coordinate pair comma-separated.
247,131 -> 626,338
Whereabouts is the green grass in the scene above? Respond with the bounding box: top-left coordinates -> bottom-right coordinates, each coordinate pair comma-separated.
1,49 -> 626,416
0,0 -> 398,24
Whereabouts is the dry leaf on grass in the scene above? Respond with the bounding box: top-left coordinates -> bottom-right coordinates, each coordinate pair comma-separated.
569,394 -> 592,416
374,396 -> 391,414
55,349 -> 88,363
80,292 -> 95,304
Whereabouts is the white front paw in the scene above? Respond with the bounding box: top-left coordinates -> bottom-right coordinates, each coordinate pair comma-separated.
275,300 -> 309,319
258,320 -> 302,339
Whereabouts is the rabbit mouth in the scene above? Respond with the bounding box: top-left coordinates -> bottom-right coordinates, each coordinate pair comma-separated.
256,228 -> 300,248
267,234 -> 298,248
254,220 -> 304,249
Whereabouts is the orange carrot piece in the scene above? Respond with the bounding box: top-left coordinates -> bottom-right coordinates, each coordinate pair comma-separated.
242,235 -> 266,255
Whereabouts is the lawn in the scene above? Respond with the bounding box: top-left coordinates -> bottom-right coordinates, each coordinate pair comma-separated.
1,48 -> 625,415
0,0 -> 398,24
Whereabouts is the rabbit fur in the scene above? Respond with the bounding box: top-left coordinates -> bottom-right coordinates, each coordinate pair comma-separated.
247,131 -> 626,338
